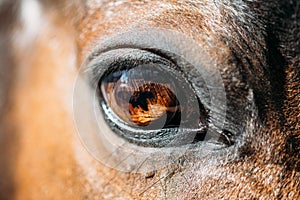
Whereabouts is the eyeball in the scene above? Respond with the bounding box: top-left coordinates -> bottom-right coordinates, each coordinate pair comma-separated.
98,51 -> 209,147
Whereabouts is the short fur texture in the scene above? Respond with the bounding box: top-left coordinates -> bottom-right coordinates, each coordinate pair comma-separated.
0,0 -> 299,199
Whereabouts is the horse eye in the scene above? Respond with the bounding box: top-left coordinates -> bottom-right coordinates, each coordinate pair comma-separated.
74,32 -> 237,172
97,50 -> 209,147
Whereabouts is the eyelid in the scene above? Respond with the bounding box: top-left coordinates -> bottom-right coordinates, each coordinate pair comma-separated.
86,48 -> 170,85
83,28 -> 215,73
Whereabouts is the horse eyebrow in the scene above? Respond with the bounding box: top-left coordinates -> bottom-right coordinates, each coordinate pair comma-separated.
149,0 -> 291,119
78,1 -> 268,94
77,0 -> 295,120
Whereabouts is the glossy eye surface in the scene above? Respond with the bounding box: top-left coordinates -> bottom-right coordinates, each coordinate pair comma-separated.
103,78 -> 182,128
98,50 -> 209,147
100,68 -> 184,129
128,83 -> 180,127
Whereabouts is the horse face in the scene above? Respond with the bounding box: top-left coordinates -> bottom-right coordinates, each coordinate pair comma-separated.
0,0 -> 299,199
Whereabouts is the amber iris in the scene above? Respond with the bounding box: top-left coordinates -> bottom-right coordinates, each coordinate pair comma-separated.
99,62 -> 193,130
99,62 -> 204,133
101,74 -> 181,128
128,82 -> 181,126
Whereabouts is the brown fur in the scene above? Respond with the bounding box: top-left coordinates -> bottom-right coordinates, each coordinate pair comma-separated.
0,0 -> 299,199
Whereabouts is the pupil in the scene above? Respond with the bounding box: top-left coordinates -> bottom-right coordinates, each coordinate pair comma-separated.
128,83 -> 181,127
130,91 -> 154,111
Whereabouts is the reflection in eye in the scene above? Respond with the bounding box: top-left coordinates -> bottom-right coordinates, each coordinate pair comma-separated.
101,71 -> 182,129
98,52 -> 210,147
128,83 -> 181,127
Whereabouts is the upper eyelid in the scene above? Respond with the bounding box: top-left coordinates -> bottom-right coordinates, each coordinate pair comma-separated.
81,28 -> 228,116
84,48 -> 170,86
82,29 -> 219,87
81,28 -> 216,68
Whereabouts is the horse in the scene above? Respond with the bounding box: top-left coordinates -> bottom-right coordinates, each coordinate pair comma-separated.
0,0 -> 299,199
